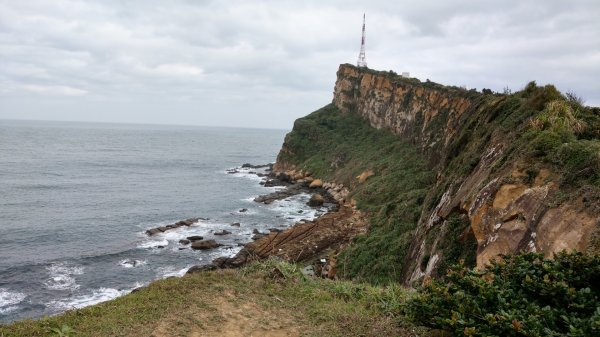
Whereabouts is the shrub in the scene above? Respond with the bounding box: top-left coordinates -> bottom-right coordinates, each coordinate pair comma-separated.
404,252 -> 600,336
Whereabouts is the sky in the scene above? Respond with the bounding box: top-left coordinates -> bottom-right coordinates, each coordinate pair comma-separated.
1,0 -> 599,129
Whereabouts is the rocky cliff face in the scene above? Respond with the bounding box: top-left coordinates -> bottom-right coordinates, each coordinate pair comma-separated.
277,64 -> 599,284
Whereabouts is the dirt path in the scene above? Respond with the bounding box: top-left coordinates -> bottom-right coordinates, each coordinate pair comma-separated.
150,289 -> 301,337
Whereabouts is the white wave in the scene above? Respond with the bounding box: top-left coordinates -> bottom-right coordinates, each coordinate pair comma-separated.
269,192 -> 328,224
0,288 -> 26,314
137,239 -> 169,249
119,259 -> 147,268
47,288 -> 125,310
43,263 -> 84,291
158,266 -> 190,278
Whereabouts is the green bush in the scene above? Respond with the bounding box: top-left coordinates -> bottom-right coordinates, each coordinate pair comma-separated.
404,252 -> 600,336
555,140 -> 600,184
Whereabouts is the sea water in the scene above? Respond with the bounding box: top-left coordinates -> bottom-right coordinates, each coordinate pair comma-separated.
0,120 -> 324,322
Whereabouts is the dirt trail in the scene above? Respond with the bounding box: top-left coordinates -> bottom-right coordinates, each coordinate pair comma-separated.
151,291 -> 300,337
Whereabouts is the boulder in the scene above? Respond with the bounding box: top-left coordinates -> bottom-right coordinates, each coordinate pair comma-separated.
239,208 -> 248,213
158,226 -> 169,232
145,228 -> 162,236
186,264 -> 217,274
231,222 -> 241,227
191,240 -> 222,250
214,230 -> 232,236
186,235 -> 204,241
179,239 -> 190,245
309,179 -> 323,188
307,193 -> 325,207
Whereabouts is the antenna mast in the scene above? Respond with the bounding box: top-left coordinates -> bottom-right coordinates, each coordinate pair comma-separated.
357,13 -> 367,68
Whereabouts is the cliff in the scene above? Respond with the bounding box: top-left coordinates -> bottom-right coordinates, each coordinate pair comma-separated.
275,64 -> 600,284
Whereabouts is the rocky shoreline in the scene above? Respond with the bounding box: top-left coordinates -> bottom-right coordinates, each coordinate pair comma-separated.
183,165 -> 368,278
140,163 -> 365,278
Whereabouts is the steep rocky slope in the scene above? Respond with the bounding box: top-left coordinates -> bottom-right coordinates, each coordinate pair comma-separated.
275,64 -> 600,284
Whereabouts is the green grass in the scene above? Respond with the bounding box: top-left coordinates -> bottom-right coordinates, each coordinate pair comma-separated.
0,259 -> 428,337
279,103 -> 435,283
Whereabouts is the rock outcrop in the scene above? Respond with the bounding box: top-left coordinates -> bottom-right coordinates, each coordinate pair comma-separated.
274,63 -> 599,284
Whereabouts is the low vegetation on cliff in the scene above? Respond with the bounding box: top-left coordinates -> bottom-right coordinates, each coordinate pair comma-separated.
406,252 -> 600,336
277,68 -> 600,284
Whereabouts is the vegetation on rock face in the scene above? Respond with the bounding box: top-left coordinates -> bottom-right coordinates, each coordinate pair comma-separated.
278,103 -> 435,283
405,251 -> 600,337
278,72 -> 600,283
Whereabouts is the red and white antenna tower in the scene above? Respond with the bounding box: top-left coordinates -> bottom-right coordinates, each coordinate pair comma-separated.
357,13 -> 367,68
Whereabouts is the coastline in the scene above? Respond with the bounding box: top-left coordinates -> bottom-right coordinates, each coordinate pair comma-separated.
188,166 -> 369,278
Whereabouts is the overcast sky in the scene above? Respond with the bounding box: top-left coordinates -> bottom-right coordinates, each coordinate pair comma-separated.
1,0 -> 599,129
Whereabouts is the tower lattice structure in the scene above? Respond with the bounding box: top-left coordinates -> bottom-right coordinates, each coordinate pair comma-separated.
357,13 -> 367,68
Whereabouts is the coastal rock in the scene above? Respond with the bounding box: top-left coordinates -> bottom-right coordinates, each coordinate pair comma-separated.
309,179 -> 323,188
307,194 -> 324,207
241,163 -> 272,169
186,235 -> 204,242
179,239 -> 190,245
145,218 -> 199,236
239,208 -> 248,213
191,240 -> 222,250
231,222 -> 241,227
145,228 -> 163,236
186,264 -> 217,274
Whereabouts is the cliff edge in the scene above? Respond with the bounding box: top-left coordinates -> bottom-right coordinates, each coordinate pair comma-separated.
275,64 -> 600,284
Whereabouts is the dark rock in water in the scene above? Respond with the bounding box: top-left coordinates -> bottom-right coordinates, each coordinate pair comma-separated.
239,208 -> 248,213
231,222 -> 241,227
157,245 -> 165,249
182,218 -> 200,226
252,229 -> 261,234
191,239 -> 222,250
145,228 -> 162,236
241,163 -> 270,169
269,228 -> 282,233
178,247 -> 187,250
214,229 -> 232,236
307,193 -> 324,207
187,235 -> 204,241
186,264 -> 217,274
298,210 -> 304,213
145,218 -> 200,236
179,239 -> 190,245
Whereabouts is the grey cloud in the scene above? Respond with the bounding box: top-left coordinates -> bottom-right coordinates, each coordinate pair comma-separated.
0,0 -> 599,129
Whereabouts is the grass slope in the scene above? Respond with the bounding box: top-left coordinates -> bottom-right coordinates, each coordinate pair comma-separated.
0,259 -> 427,337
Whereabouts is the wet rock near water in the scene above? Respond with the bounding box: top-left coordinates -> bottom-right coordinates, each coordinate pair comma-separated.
187,235 -> 204,241
191,240 -> 222,250
307,194 -> 324,207
186,264 -> 217,274
145,218 -> 200,236
179,239 -> 190,245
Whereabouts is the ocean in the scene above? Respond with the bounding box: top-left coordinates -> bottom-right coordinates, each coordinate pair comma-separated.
0,120 -> 324,323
